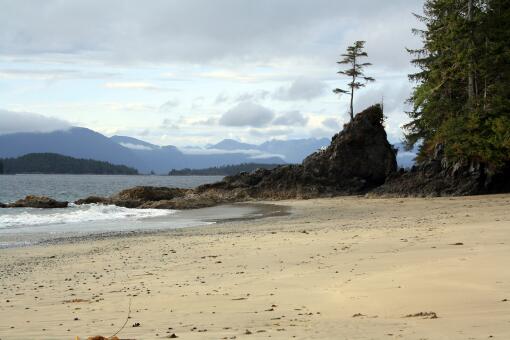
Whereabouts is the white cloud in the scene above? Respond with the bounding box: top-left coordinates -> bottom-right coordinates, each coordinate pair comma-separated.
104,82 -> 168,91
219,102 -> 275,127
0,109 -> 71,135
119,142 -> 154,151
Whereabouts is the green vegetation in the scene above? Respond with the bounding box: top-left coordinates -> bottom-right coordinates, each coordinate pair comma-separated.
406,0 -> 510,169
0,153 -> 138,175
334,40 -> 375,121
168,163 -> 282,176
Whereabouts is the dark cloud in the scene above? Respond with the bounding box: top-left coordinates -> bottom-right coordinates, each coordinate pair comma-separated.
219,102 -> 274,127
0,109 -> 71,134
273,78 -> 327,101
0,0 -> 423,69
273,111 -> 308,126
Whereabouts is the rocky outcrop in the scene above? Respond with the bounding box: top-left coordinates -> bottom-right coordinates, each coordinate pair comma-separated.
8,195 -> 68,208
373,144 -> 510,196
11,105 -> 400,210
0,202 -> 6,208
196,104 -> 397,200
108,186 -> 190,208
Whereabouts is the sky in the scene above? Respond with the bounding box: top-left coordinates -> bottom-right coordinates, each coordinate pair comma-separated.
0,0 -> 424,147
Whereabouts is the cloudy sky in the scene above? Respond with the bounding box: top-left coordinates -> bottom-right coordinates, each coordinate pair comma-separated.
0,0 -> 424,146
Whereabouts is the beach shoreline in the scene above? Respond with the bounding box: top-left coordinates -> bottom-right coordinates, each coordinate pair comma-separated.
0,202 -> 290,250
1,195 -> 509,339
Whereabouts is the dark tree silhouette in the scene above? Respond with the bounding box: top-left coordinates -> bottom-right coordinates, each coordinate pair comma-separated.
334,40 -> 375,121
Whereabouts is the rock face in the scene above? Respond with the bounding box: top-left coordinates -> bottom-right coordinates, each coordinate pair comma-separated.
374,144 -> 510,196
8,195 -> 68,208
26,105 -> 398,210
108,186 -> 189,208
196,105 -> 397,199
302,105 -> 397,189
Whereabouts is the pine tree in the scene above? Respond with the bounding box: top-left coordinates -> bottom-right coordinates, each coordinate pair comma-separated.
405,0 -> 510,169
334,41 -> 375,121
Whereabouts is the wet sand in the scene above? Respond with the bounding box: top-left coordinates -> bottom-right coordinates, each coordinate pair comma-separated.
0,195 -> 509,339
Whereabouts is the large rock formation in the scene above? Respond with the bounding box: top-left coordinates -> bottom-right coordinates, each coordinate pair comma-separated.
194,104 -> 397,200
374,144 -> 510,196
37,105 -> 399,209
7,195 -> 68,208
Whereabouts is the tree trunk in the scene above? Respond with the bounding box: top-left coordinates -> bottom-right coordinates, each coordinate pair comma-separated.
350,55 -> 356,121
467,0 -> 475,104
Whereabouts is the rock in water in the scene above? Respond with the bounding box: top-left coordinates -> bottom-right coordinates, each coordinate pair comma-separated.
8,195 -> 68,208
109,186 -> 189,208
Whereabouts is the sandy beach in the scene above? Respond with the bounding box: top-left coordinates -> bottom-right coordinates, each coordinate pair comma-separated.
1,195 -> 509,339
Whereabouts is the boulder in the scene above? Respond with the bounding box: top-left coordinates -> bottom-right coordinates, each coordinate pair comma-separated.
109,186 -> 189,208
0,202 -> 6,208
8,195 -> 68,208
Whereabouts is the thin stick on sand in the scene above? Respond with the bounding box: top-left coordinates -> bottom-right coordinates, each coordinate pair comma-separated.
110,299 -> 132,338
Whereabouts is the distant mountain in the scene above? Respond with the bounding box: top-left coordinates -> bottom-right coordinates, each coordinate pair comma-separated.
0,127 -> 416,174
110,135 -> 160,150
207,139 -> 258,151
0,127 -> 140,168
110,135 -> 285,173
207,137 -> 330,163
0,153 -> 138,175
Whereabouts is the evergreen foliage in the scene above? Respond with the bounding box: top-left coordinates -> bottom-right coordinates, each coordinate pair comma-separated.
168,163 -> 282,176
406,0 -> 510,168
1,153 -> 138,175
334,41 -> 375,121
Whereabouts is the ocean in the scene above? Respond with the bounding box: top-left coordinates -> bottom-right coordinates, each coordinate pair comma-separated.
0,174 -> 253,248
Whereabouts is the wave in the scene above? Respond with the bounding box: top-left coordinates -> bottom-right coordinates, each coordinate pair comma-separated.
0,204 -> 176,228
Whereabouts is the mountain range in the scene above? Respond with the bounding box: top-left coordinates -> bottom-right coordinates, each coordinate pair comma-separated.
0,127 -> 416,174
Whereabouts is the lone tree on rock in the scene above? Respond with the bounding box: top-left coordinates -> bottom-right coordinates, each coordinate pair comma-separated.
334,40 -> 375,121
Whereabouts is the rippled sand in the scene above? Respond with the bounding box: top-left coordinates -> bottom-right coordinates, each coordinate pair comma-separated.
1,195 -> 509,339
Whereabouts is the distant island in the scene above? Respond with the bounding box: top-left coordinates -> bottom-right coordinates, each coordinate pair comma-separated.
168,163 -> 282,176
0,153 -> 138,175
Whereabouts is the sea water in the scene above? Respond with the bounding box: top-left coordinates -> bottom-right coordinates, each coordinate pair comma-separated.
0,174 -> 228,247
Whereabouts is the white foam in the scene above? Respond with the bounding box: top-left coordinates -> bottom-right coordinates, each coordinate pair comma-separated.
0,204 -> 176,228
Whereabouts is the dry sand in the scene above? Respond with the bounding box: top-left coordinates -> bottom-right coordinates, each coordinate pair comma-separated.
1,195 -> 509,339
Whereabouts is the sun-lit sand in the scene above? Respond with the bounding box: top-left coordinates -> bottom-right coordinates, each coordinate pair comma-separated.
1,195 -> 509,339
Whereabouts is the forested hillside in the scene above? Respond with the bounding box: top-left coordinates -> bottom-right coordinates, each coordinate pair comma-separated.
168,163 -> 282,176
0,153 -> 138,175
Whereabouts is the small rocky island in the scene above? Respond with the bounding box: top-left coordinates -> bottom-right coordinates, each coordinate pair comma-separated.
3,105 -> 509,209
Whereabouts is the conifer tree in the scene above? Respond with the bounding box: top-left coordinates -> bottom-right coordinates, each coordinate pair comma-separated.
334,41 -> 375,121
405,0 -> 510,169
